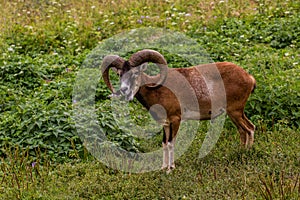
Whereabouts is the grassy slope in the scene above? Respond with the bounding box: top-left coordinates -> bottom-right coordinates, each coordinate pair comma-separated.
0,0 -> 299,199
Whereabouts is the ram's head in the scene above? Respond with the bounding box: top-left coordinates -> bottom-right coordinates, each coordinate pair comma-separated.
101,49 -> 168,101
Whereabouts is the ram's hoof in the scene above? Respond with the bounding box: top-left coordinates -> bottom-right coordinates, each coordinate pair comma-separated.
166,166 -> 175,174
161,165 -> 175,174
161,165 -> 168,170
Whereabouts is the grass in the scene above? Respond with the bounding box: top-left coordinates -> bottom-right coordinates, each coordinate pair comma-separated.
0,0 -> 299,199
1,124 -> 299,199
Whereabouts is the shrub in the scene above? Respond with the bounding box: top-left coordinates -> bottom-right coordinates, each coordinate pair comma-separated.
248,68 -> 300,127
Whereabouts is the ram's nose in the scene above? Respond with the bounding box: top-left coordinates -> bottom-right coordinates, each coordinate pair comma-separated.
120,87 -> 128,95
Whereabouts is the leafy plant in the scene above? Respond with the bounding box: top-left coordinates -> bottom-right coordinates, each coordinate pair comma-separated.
0,0 -> 299,165
248,68 -> 300,127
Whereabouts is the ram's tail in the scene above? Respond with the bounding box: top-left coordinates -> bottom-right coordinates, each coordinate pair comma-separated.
250,75 -> 256,93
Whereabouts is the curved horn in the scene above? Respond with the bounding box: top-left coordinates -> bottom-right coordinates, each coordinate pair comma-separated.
128,49 -> 168,87
101,55 -> 126,93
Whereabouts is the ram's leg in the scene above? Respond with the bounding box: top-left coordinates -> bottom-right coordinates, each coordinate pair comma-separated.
243,113 -> 255,148
162,143 -> 169,170
162,122 -> 170,170
228,110 -> 255,148
167,117 -> 180,172
168,138 -> 176,170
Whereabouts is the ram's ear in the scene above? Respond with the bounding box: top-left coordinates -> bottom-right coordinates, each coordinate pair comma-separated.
138,63 -> 148,72
111,67 -> 123,76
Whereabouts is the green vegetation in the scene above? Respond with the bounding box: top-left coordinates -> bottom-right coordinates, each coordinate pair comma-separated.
0,0 -> 299,199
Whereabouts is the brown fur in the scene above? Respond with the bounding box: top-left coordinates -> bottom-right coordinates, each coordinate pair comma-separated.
137,62 -> 256,148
